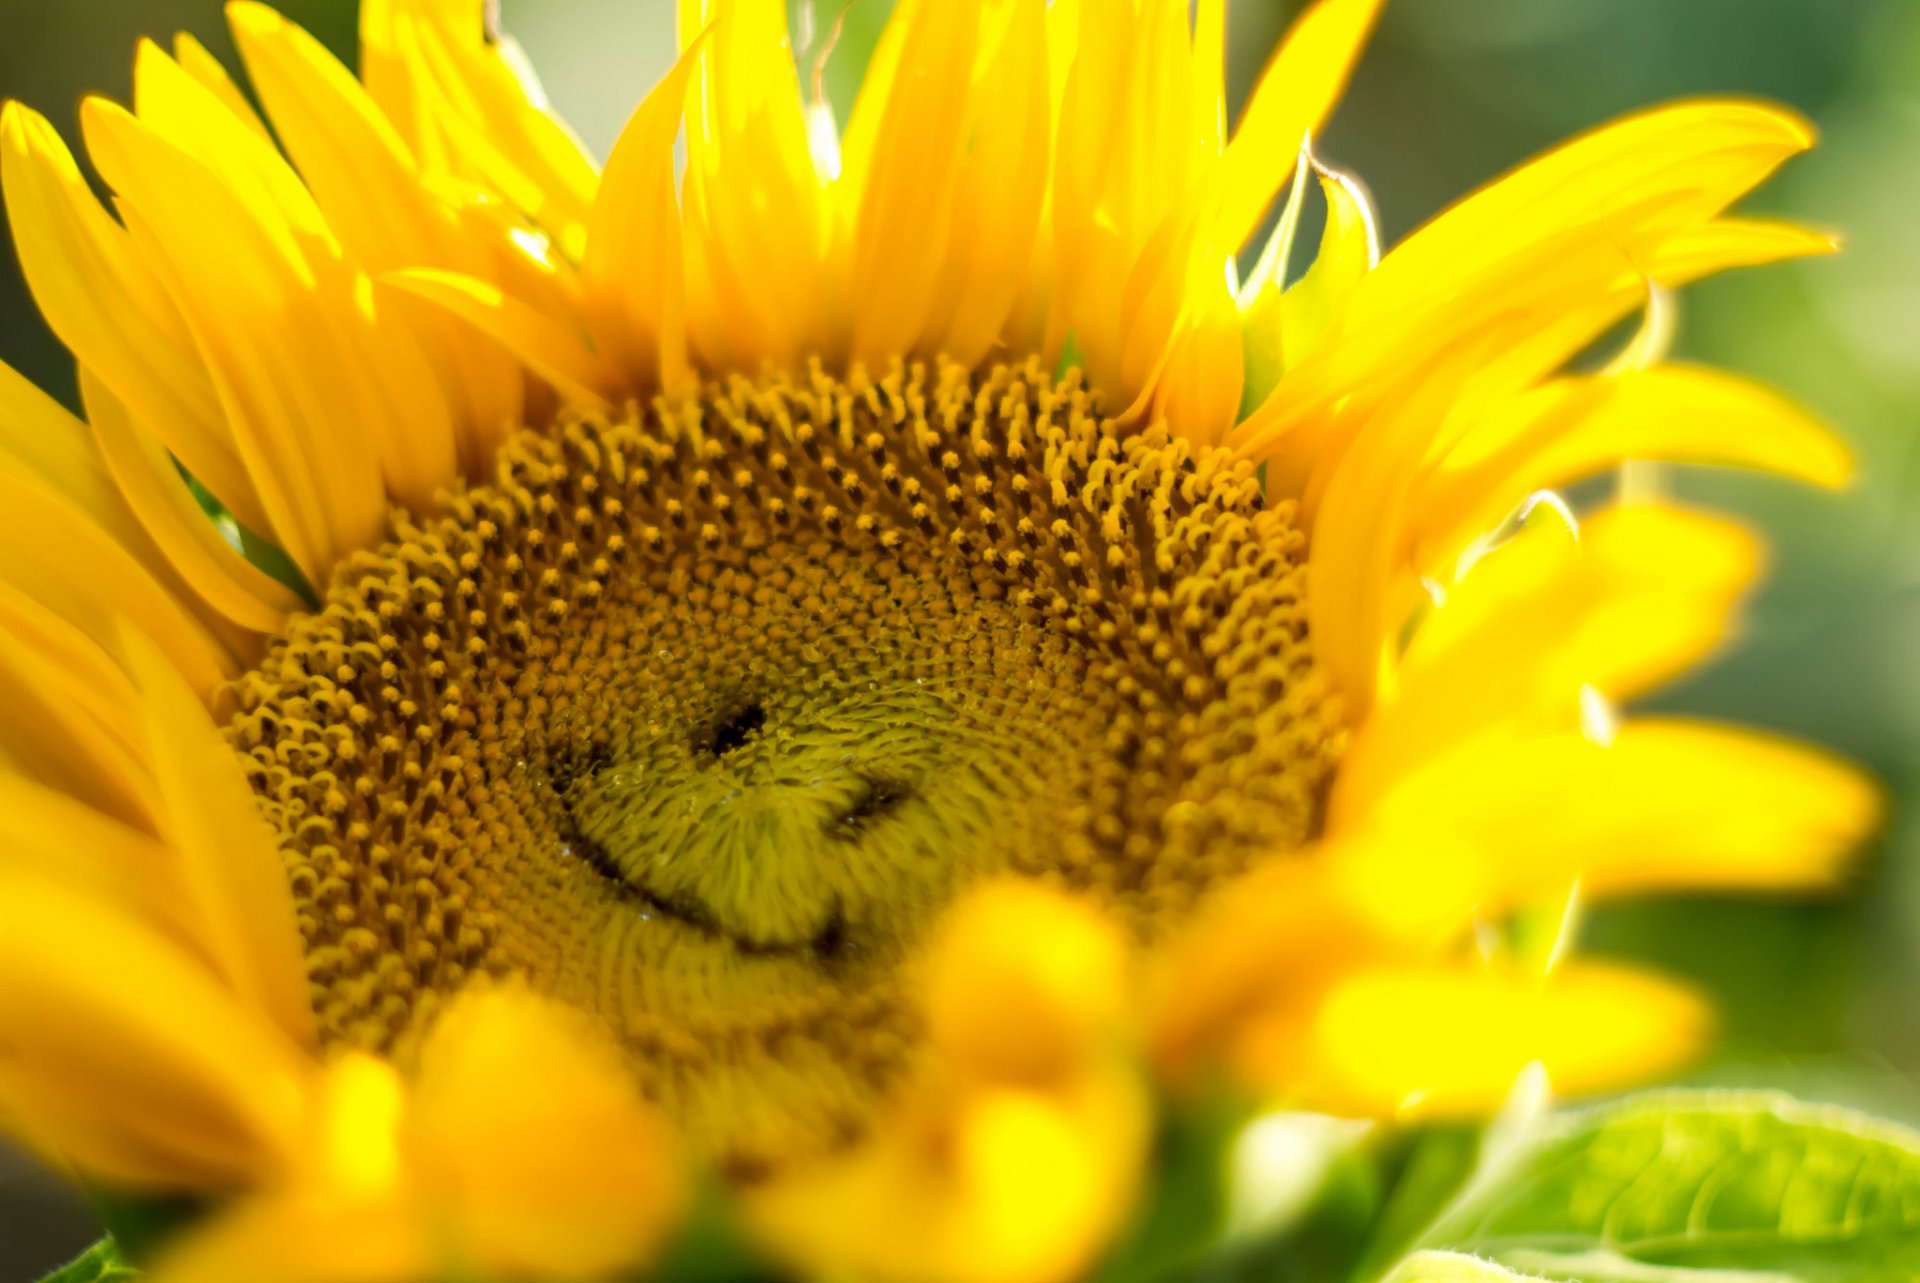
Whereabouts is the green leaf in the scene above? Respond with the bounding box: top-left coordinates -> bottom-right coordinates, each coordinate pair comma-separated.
1408,1090 -> 1920,1282
1381,1251 -> 1558,1283
37,1238 -> 137,1283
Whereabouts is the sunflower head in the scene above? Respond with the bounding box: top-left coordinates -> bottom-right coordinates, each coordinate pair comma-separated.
0,0 -> 1880,1280
229,355 -> 1340,1168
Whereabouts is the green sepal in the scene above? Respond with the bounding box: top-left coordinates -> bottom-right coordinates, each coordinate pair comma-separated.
646,1177 -> 783,1283
84,1188 -> 206,1268
1237,149 -> 1312,420
1238,154 -> 1380,421
1274,168 -> 1377,375
37,1238 -> 137,1283
1056,330 -> 1087,384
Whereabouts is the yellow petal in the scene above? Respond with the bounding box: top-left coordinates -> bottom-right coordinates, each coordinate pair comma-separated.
841,0 -> 985,367
0,590 -> 155,828
148,1198 -> 428,1283
390,268 -> 618,409
118,41 -> 463,519
359,0 -> 598,260
83,371 -> 301,637
1301,344 -> 1490,715
579,43 -> 703,392
1278,167 -> 1379,370
0,357 -> 181,582
1235,151 -> 1310,415
231,2 -> 448,272
1359,101 -> 1814,323
407,986 -> 686,1279
675,0 -> 828,371
1190,0 -> 1227,156
927,880 -> 1128,1089
917,0 -> 1052,370
0,871 -> 310,1188
1242,962 -> 1710,1118
0,102 -> 266,531
1411,365 -> 1851,574
173,32 -> 274,142
124,624 -> 316,1048
1235,101 -> 1821,490
130,36 -> 321,242
1350,718 -> 1879,908
1052,0 -> 1225,403
1334,505 -> 1763,815
81,96 -> 390,583
0,770 -> 181,931
1146,264 -> 1246,447
1149,858 -> 1393,1081
1214,0 -> 1382,253
227,0 -> 525,472
751,1066 -> 1148,1283
0,448 -> 235,703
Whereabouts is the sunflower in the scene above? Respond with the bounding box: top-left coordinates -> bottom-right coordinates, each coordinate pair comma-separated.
0,0 -> 1880,1280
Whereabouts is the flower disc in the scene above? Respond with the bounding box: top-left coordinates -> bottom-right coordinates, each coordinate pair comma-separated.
223,358 -> 1341,1169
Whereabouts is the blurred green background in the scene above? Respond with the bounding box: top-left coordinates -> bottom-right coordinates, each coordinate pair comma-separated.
3,0 -> 1917,1276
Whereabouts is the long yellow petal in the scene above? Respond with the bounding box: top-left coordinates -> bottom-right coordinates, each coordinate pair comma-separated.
146,1197 -> 428,1283
1239,962 -> 1710,1118
0,357 -> 164,572
0,870 -> 309,1188
0,358 -> 253,686
0,592 -> 155,828
172,32 -> 274,142
0,458 -> 234,702
407,987 -> 686,1279
122,41 -> 462,518
359,0 -> 598,260
129,37 -> 325,247
231,2 -> 450,271
83,371 -> 302,637
0,771 -> 182,930
1111,0 -> 1378,442
0,103 -> 266,531
1334,506 -> 1762,814
390,268 -> 619,410
919,0 -> 1052,370
1350,718 -> 1879,908
229,0 -> 525,468
1214,0 -> 1382,253
579,43 -> 703,393
1235,101 -> 1821,488
1412,365 -> 1851,576
842,0 -> 983,367
1357,100 -> 1814,323
675,0 -> 828,371
1051,0 -> 1216,402
1301,344 -> 1489,715
82,97 -> 390,583
125,625 -> 317,1049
